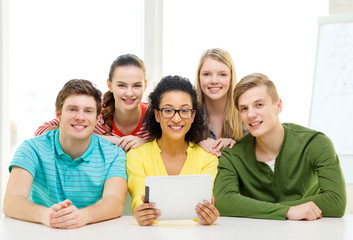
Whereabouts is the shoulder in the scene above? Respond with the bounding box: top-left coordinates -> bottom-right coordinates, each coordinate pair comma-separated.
189,143 -> 217,159
11,131 -> 57,174
126,141 -> 154,169
126,141 -> 153,159
283,123 -> 329,143
283,123 -> 316,134
94,135 -> 124,156
219,133 -> 254,165
187,143 -> 219,168
282,123 -> 336,155
21,130 -> 56,151
224,133 -> 253,154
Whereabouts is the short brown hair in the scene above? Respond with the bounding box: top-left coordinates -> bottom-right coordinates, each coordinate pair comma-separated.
234,73 -> 279,110
55,79 -> 102,116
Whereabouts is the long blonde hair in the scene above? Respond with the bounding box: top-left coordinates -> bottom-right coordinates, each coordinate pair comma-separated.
195,48 -> 243,141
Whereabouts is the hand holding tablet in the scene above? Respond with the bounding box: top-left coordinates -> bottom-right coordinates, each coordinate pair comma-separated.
144,175 -> 218,222
133,195 -> 161,226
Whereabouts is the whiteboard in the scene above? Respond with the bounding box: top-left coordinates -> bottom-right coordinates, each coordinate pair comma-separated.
310,14 -> 353,156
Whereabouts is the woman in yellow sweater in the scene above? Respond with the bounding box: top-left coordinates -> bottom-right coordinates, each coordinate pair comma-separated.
126,75 -> 219,226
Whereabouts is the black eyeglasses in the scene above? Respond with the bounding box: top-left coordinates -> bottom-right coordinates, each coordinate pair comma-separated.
159,108 -> 194,119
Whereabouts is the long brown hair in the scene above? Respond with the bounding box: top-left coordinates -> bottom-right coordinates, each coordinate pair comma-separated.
102,54 -> 146,134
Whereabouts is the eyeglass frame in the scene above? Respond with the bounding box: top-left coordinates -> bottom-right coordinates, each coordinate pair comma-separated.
159,108 -> 195,119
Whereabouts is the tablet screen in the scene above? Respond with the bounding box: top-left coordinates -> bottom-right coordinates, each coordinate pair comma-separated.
145,175 -> 213,220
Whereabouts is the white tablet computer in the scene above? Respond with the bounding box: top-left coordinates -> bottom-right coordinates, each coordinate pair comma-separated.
145,175 -> 213,220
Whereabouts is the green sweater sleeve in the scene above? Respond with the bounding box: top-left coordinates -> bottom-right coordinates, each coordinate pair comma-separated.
214,150 -> 290,220
279,134 -> 346,217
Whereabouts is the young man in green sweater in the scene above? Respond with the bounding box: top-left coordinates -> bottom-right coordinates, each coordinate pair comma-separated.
214,73 -> 346,220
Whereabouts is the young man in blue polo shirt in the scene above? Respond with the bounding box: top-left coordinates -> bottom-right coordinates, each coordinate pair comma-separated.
3,79 -> 127,229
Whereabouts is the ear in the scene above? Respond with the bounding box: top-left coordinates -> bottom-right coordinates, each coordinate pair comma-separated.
107,79 -> 112,92
154,109 -> 161,123
190,110 -> 196,123
276,98 -> 283,114
55,109 -> 61,122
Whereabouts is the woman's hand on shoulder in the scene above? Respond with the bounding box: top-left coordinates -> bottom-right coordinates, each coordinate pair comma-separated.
213,138 -> 236,153
199,138 -> 236,157
199,138 -> 221,157
134,195 -> 160,226
99,135 -> 148,151
117,136 -> 148,152
195,196 -> 219,225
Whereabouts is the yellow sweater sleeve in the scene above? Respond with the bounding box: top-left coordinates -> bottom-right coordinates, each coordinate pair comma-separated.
188,144 -> 219,183
200,151 -> 219,183
126,147 -> 147,212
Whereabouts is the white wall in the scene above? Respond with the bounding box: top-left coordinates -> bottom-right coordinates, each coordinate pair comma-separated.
8,0 -> 143,150
163,0 -> 328,127
0,0 -> 10,214
330,0 -> 353,13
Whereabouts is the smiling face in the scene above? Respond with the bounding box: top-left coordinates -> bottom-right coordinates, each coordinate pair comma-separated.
238,85 -> 282,138
107,65 -> 146,111
56,94 -> 98,142
199,57 -> 231,102
154,91 -> 196,142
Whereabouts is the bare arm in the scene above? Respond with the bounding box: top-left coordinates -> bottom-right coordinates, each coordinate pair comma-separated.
3,167 -> 51,225
4,167 -> 127,228
50,177 -> 127,229
81,176 -> 127,223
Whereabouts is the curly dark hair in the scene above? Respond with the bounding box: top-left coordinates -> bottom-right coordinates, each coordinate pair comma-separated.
144,75 -> 204,143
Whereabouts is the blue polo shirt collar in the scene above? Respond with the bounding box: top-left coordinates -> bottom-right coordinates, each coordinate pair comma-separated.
54,129 -> 96,162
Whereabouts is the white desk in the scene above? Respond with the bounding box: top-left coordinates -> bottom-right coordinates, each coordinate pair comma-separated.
1,215 -> 352,240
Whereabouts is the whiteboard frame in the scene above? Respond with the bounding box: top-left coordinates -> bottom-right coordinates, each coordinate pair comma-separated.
310,13 -> 353,183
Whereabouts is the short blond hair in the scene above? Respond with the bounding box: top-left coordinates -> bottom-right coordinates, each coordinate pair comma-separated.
234,73 -> 279,110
